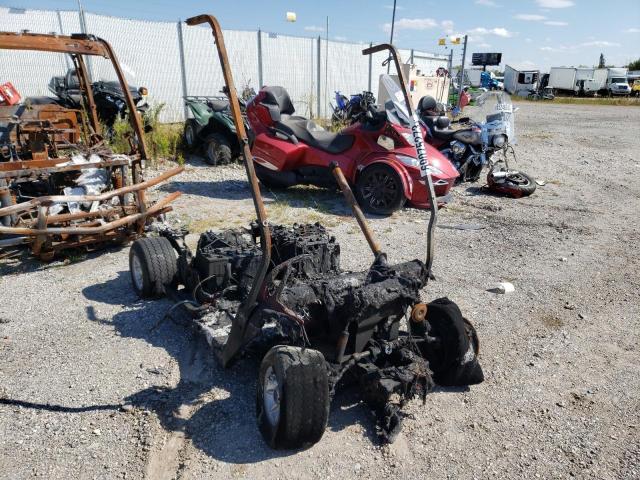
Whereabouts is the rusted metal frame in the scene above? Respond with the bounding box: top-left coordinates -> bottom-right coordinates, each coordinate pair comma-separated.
330,161 -> 383,258
73,53 -> 101,137
0,32 -> 109,56
32,205 -> 48,255
363,43 -> 438,274
0,191 -> 179,236
186,14 -> 272,366
0,166 -> 183,218
0,158 -> 130,179
96,38 -> 148,160
0,155 -> 132,174
15,205 -> 139,226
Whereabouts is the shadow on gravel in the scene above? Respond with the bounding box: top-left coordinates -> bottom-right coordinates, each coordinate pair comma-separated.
0,398 -> 121,413
81,270 -> 300,463
81,269 -> 385,463
0,243 -> 127,277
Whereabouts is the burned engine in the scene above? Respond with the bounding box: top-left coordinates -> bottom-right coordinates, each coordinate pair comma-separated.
163,222 -> 483,442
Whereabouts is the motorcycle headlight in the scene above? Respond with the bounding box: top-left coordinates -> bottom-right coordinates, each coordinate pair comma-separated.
492,134 -> 507,148
396,154 -> 419,168
138,86 -> 148,96
450,140 -> 466,156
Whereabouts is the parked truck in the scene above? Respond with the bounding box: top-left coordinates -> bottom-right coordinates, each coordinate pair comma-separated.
596,68 -> 630,96
548,67 -> 594,95
503,65 -> 539,96
548,67 -> 630,96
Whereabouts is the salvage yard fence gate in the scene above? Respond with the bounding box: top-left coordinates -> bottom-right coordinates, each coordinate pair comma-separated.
0,7 -> 448,123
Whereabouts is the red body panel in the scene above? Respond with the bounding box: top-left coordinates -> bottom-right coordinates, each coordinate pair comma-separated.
247,89 -> 458,209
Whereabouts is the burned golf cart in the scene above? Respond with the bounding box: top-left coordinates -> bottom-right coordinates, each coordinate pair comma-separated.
128,14 -> 483,449
0,31 -> 182,260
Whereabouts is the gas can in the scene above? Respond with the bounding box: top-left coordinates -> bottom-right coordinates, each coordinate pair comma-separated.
0,82 -> 21,105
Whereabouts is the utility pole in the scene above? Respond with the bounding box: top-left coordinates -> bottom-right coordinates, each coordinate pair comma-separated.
387,0 -> 397,73
324,16 -> 329,117
457,34 -> 468,108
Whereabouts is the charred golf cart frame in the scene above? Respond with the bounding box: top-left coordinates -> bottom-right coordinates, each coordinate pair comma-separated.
0,31 -> 182,259
128,14 -> 484,449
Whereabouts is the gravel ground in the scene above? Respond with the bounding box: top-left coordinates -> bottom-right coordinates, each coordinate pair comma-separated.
1,102 -> 639,480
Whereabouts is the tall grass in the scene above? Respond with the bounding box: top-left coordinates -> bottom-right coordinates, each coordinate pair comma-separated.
107,103 -> 186,165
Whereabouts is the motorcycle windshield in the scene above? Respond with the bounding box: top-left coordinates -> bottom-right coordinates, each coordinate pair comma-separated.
379,74 -> 412,128
466,91 -> 516,144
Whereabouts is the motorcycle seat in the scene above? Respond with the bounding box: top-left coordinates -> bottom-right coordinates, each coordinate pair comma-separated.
278,118 -> 354,154
208,99 -> 229,112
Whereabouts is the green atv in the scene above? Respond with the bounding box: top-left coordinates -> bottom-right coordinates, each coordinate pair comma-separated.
183,95 -> 253,165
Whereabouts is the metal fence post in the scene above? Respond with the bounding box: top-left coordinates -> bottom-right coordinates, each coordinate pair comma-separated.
367,42 -> 372,92
77,8 -> 93,81
56,10 -> 72,71
257,29 -> 263,88
316,36 -> 321,119
176,20 -> 189,121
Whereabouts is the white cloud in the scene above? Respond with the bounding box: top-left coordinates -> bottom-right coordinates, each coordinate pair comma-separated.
535,0 -> 574,8
304,25 -> 324,32
544,21 -> 568,26
334,36 -> 347,41
382,17 -> 437,33
625,28 -> 640,33
384,4 -> 405,9
475,0 -> 498,6
469,27 -> 515,38
525,38 -> 533,43
539,40 -> 621,52
441,20 -> 454,34
515,14 -> 546,21
477,42 -> 492,48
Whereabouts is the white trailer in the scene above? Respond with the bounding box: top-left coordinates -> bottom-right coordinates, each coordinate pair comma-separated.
549,67 -> 594,94
504,65 -> 539,96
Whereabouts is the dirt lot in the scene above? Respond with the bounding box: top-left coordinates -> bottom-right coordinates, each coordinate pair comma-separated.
1,102 -> 639,480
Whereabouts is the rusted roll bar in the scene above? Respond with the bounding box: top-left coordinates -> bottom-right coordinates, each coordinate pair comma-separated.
185,14 -> 271,366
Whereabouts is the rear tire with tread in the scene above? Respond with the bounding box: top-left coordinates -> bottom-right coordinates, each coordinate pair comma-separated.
257,346 -> 329,449
129,237 -> 177,298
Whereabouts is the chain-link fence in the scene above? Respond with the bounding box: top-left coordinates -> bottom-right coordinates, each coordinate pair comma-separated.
0,7 -> 448,123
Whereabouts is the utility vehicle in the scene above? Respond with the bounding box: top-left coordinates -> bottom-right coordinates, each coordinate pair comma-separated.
128,14 -> 484,449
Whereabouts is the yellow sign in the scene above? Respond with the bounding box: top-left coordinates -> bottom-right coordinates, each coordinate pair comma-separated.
438,38 -> 446,46
451,37 -> 461,45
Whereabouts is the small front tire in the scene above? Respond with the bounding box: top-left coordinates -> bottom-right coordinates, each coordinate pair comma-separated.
129,237 -> 177,298
183,120 -> 199,152
257,346 -> 330,449
204,133 -> 232,166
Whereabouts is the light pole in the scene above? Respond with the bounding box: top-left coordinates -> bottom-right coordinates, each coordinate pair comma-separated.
387,0 -> 397,73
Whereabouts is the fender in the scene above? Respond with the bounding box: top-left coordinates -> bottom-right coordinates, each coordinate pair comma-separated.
355,155 -> 413,199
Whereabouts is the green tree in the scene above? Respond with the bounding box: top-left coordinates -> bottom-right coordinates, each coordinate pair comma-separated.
627,58 -> 640,71
598,53 -> 605,68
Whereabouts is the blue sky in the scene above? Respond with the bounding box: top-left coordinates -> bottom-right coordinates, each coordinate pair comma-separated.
3,0 -> 639,71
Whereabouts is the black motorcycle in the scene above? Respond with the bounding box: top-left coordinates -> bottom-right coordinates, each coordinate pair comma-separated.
419,93 -> 536,198
48,68 -> 149,130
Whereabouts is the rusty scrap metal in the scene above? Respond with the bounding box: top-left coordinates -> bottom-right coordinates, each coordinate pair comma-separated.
185,14 -> 272,367
0,30 -> 179,259
330,161 -> 382,258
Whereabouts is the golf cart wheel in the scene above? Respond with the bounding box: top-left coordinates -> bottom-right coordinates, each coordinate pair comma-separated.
487,170 -> 536,198
257,346 -> 330,449
255,163 -> 289,190
204,133 -> 232,166
355,164 -> 406,215
129,237 -> 177,298
183,119 -> 199,151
